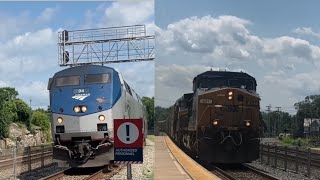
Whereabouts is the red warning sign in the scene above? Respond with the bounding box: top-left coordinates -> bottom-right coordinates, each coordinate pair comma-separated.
114,118 -> 143,148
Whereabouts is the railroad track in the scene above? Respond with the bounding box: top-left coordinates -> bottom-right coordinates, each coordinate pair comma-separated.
0,151 -> 52,171
210,164 -> 279,180
261,148 -> 320,168
42,165 -> 123,180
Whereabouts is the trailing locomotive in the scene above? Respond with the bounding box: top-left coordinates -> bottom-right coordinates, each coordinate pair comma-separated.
47,65 -> 148,167
167,70 -> 261,163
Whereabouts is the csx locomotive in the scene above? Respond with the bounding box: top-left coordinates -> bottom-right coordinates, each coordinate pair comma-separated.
166,70 -> 261,163
47,65 -> 148,167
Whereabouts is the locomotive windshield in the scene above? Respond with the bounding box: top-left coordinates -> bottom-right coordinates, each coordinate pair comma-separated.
55,76 -> 80,87
199,78 -> 227,88
85,73 -> 111,84
229,79 -> 254,90
198,78 -> 255,91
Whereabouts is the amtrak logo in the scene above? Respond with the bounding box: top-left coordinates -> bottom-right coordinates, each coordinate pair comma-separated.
72,93 -> 90,101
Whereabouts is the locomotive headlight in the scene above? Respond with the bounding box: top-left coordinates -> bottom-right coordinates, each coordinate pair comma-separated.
245,121 -> 251,127
228,96 -> 233,100
57,117 -> 63,124
98,115 -> 105,121
74,106 -> 80,113
228,91 -> 233,96
81,106 -> 87,112
213,120 -> 219,126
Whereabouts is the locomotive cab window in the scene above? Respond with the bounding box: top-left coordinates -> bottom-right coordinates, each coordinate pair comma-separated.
84,74 -> 111,84
55,76 -> 80,87
229,79 -> 255,91
198,78 -> 227,89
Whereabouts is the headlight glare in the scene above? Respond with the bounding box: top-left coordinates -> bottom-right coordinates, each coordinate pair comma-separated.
228,91 -> 233,96
74,106 -> 80,113
57,117 -> 63,124
213,120 -> 218,126
81,106 -> 87,112
98,115 -> 105,121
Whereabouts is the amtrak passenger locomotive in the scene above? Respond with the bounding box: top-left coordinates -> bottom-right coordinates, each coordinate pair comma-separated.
47,65 -> 148,167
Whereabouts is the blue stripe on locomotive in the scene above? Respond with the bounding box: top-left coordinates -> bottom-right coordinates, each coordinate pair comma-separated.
50,65 -> 121,116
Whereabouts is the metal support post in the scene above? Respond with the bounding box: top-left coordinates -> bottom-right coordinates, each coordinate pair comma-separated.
127,164 -> 132,180
12,147 -> 16,180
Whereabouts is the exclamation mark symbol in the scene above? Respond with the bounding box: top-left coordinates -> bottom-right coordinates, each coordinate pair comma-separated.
126,125 -> 130,141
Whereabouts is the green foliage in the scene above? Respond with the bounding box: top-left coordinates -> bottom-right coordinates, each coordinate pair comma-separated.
0,101 -> 17,138
261,111 -> 298,136
154,106 -> 172,130
31,110 -> 52,142
0,87 -> 18,103
142,97 -> 154,130
14,99 -> 31,127
31,111 -> 50,130
281,137 -> 309,147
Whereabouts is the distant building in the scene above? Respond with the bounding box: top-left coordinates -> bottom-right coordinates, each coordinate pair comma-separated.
310,119 -> 320,132
304,118 -> 320,134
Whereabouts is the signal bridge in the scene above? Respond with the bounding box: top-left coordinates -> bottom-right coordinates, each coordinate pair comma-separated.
58,25 -> 154,66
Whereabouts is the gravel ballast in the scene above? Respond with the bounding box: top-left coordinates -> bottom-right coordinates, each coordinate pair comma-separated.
111,139 -> 154,180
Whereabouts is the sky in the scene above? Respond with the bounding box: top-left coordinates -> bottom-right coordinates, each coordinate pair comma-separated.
155,0 -> 320,114
0,0 -> 154,109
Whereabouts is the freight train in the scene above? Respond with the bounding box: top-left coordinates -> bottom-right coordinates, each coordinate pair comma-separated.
47,65 -> 148,167
165,70 -> 261,163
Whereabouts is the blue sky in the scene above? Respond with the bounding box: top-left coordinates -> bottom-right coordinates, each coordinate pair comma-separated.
155,0 -> 320,114
156,0 -> 320,40
0,0 -> 154,109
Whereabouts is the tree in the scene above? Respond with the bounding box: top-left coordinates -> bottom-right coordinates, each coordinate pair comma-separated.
0,101 -> 17,138
0,87 -> 18,103
31,110 -> 50,130
14,99 -> 31,128
155,106 -> 169,122
142,97 -> 154,130
31,110 -> 51,141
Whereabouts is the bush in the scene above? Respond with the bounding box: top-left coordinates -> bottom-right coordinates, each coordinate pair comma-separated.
281,137 -> 309,147
14,99 -> 31,128
0,102 -> 16,138
31,111 -> 50,131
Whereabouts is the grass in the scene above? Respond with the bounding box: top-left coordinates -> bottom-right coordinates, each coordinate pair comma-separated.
281,136 -> 310,147
147,135 -> 155,142
142,168 -> 154,180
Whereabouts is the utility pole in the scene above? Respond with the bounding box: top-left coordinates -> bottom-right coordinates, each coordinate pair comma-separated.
266,104 -> 272,137
275,107 -> 281,137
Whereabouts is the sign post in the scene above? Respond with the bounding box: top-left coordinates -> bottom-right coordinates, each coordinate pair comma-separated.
114,118 -> 143,179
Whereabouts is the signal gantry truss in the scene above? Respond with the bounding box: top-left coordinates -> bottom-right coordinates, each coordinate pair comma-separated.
58,25 -> 154,66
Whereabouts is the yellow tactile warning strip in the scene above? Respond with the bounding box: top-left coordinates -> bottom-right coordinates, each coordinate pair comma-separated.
164,136 -> 221,180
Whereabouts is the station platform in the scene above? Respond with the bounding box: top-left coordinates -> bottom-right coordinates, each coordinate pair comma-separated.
155,136 -> 220,180
155,136 -> 191,180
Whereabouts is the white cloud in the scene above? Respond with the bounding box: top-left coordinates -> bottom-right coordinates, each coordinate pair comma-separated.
157,16 -> 320,68
156,15 -> 320,112
101,0 -> 154,27
293,27 -> 320,39
0,28 -> 57,79
0,1 -> 154,110
36,7 -> 59,23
